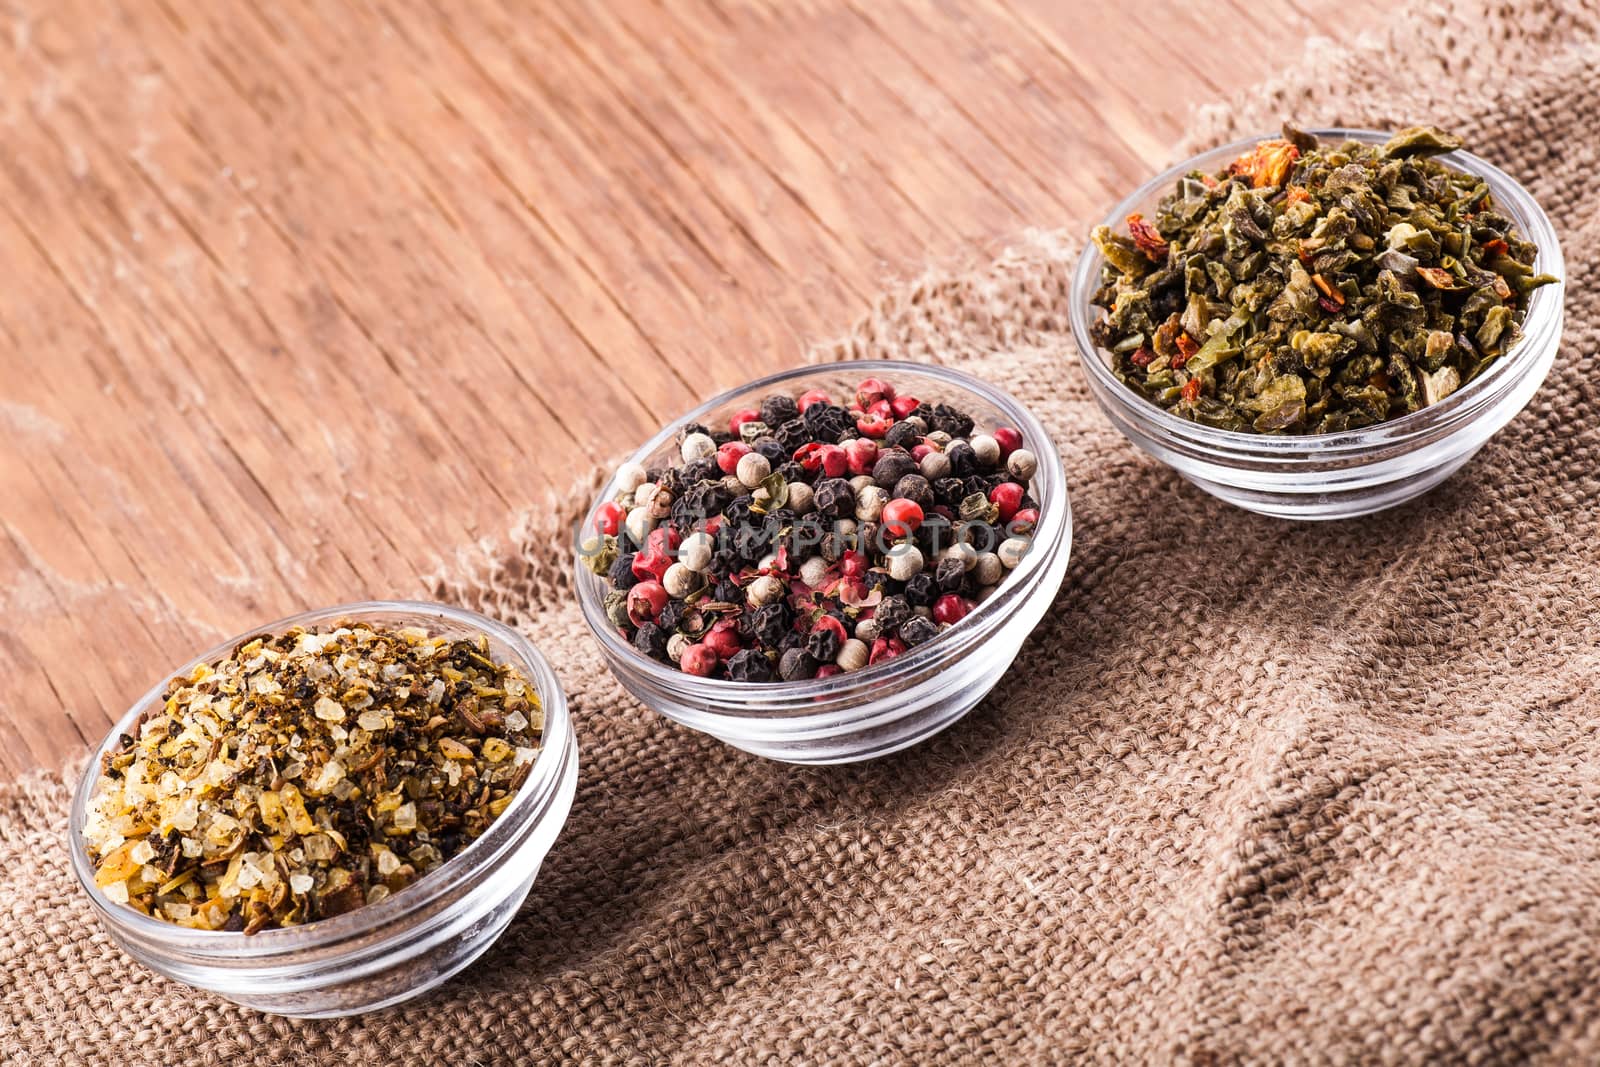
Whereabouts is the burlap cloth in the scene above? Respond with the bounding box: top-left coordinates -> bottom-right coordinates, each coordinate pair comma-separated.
6,1 -> 1600,1062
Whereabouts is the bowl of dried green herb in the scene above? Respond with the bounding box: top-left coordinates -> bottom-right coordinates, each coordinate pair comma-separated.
573,361 -> 1073,764
67,601 -> 579,1018
1069,126 -> 1564,520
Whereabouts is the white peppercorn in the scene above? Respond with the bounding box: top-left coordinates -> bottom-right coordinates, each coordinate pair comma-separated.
666,632 -> 690,663
721,474 -> 744,493
680,432 -> 716,463
625,506 -> 655,545
854,617 -> 881,643
836,638 -> 869,672
615,461 -> 647,493
799,556 -> 830,588
679,531 -> 714,572
973,551 -> 1003,586
849,474 -> 876,494
925,430 -> 952,447
886,543 -> 924,581
632,481 -> 656,510
919,451 -> 951,480
663,562 -> 698,598
736,452 -> 771,489
746,575 -> 784,606
1007,448 -> 1037,482
788,481 -> 815,515
998,537 -> 1030,569
646,486 -> 673,519
970,433 -> 1001,467
855,485 -> 887,522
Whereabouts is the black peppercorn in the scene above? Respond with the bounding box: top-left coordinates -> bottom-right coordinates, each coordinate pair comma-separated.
678,422 -> 712,443
935,557 -> 966,593
681,457 -> 721,485
925,403 -> 975,438
752,602 -> 791,646
774,417 -> 809,452
632,622 -> 669,659
803,403 -> 853,443
724,495 -> 757,526
779,647 -> 818,681
872,449 -> 919,490
608,554 -> 641,590
945,441 -> 977,477
775,461 -> 805,484
733,524 -> 771,563
658,599 -> 689,632
788,515 -> 826,558
884,419 -> 922,450
712,577 -> 742,604
874,595 -> 912,636
778,629 -> 807,654
760,394 -> 800,427
933,477 -> 967,507
753,438 -> 786,465
674,482 -> 734,527
806,625 -> 841,662
903,572 -> 938,606
900,615 -> 940,647
726,648 -> 774,682
893,474 -> 933,509
814,478 -> 854,519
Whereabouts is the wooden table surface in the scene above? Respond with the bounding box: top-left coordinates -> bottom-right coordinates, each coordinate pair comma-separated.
0,0 -> 1368,780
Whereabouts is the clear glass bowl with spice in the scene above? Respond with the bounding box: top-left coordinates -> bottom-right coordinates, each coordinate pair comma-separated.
1069,127 -> 1565,520
574,361 -> 1072,764
67,601 -> 579,1018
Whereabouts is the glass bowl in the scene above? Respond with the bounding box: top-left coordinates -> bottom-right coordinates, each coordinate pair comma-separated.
574,360 -> 1073,765
1068,127 -> 1565,520
67,600 -> 579,1019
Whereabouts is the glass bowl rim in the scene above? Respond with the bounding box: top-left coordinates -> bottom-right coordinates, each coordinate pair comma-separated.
1067,126 -> 1566,455
572,358 -> 1071,697
66,599 -> 570,955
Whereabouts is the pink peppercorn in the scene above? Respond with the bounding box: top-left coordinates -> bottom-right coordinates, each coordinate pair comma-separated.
798,388 -> 832,412
891,395 -> 920,419
933,594 -> 970,625
856,415 -> 892,438
705,620 -> 743,660
627,581 -> 668,624
881,498 -> 923,538
856,377 -> 895,409
632,550 -> 670,582
911,443 -> 934,462
844,438 -> 879,476
993,426 -> 1023,458
595,500 -> 625,536
729,408 -> 761,435
839,550 -> 867,578
810,614 -> 847,642
1010,508 -> 1039,534
988,482 -> 1024,522
717,440 -> 752,474
815,664 -> 843,679
869,636 -> 907,665
680,643 -> 719,677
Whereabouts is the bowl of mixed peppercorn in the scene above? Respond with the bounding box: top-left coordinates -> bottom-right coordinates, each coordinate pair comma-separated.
68,601 -> 579,1018
1070,125 -> 1564,520
574,361 -> 1072,764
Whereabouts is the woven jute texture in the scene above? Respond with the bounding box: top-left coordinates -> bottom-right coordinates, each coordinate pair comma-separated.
7,1 -> 1600,1062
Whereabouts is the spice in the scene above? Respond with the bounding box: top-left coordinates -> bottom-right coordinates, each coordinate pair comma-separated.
584,377 -> 1042,681
1090,125 -> 1558,434
82,622 -> 543,933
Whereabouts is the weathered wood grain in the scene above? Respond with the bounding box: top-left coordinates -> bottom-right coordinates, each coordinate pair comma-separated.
0,0 -> 1372,779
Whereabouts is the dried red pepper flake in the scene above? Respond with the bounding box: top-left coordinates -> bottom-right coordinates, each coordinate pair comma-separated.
1180,378 -> 1203,403
1129,346 -> 1156,368
1285,184 -> 1311,205
1482,238 -> 1510,258
1317,295 -> 1345,315
1125,212 -> 1170,262
1172,332 -> 1200,369
1228,139 -> 1300,189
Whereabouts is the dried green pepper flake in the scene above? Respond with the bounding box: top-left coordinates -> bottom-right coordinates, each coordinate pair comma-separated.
82,622 -> 543,933
1090,124 -> 1558,434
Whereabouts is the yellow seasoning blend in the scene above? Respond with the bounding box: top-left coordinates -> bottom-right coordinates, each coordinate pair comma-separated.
82,623 -> 543,934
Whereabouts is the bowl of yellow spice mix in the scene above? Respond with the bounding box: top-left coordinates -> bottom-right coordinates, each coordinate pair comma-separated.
69,601 -> 578,1018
